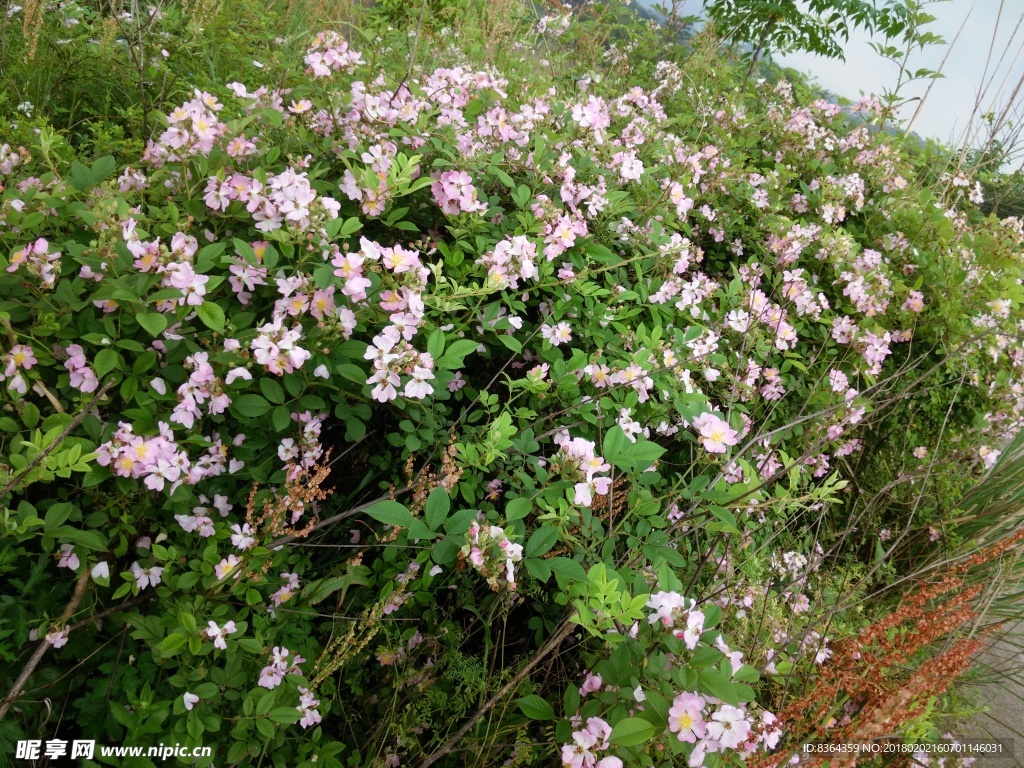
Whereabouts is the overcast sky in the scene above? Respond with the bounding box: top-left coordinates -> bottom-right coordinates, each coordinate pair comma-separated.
636,1 -> 1024,160
776,0 -> 1024,154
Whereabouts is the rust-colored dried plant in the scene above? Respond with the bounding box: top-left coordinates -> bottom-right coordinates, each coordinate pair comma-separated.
751,529 -> 1024,768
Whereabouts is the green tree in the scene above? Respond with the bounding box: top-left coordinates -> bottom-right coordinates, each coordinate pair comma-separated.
704,0 -> 939,81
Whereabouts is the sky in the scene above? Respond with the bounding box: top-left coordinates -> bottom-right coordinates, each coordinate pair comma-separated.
634,0 -> 1024,158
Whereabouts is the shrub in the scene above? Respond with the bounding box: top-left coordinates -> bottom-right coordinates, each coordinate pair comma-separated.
1,2 -> 1021,766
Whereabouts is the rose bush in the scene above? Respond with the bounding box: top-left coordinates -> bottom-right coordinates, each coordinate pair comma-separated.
1,1 -> 1021,766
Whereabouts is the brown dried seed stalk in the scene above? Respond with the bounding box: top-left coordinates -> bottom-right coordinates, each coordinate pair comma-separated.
245,452 -> 334,572
749,526 -> 1023,768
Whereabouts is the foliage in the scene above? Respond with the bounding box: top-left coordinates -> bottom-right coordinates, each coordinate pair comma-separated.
0,0 -> 1021,766
704,0 -> 946,83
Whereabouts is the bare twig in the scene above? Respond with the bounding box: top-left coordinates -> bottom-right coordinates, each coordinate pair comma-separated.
0,568 -> 91,720
417,620 -> 575,768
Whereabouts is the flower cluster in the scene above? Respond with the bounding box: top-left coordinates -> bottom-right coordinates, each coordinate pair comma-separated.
251,316 -> 313,375
561,717 -> 622,768
668,693 -> 780,765
258,646 -> 307,689
304,30 -> 364,77
553,431 -> 613,507
7,238 -> 61,289
646,591 -> 706,649
460,517 -> 523,591
431,170 -> 488,214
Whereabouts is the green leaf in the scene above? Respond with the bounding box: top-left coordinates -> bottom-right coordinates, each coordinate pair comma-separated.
424,487 -> 451,530
91,156 -> 116,183
269,405 -> 290,433
609,717 -> 656,747
255,717 -> 276,739
427,328 -> 445,359
504,497 -> 532,521
43,502 -> 74,532
260,378 -> 286,405
436,339 -> 479,370
94,348 -> 120,379
524,557 -> 551,582
196,301 -> 226,333
631,438 -> 666,466
525,526 -> 559,558
305,570 -> 368,605
548,557 -> 587,584
232,394 -> 271,418
160,633 -> 188,656
564,685 -> 581,717
136,312 -> 168,337
445,508 -> 479,535
431,538 -> 460,565
690,646 -> 722,668
336,363 -> 366,385
493,167 -> 516,188
268,708 -> 301,725
21,402 -> 40,430
732,665 -> 760,683
697,669 -> 740,706
602,426 -> 632,469
498,335 -> 523,353
408,519 -> 435,541
367,500 -> 415,528
51,526 -> 107,551
180,612 -> 198,634
339,217 -> 362,237
707,505 -> 740,534
517,695 -> 554,720
237,638 -> 265,654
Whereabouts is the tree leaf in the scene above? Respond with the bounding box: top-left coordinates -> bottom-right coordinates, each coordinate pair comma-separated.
94,348 -> 120,379
504,497 -> 532,521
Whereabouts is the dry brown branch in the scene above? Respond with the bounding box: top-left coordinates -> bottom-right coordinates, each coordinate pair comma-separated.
0,568 -> 91,720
